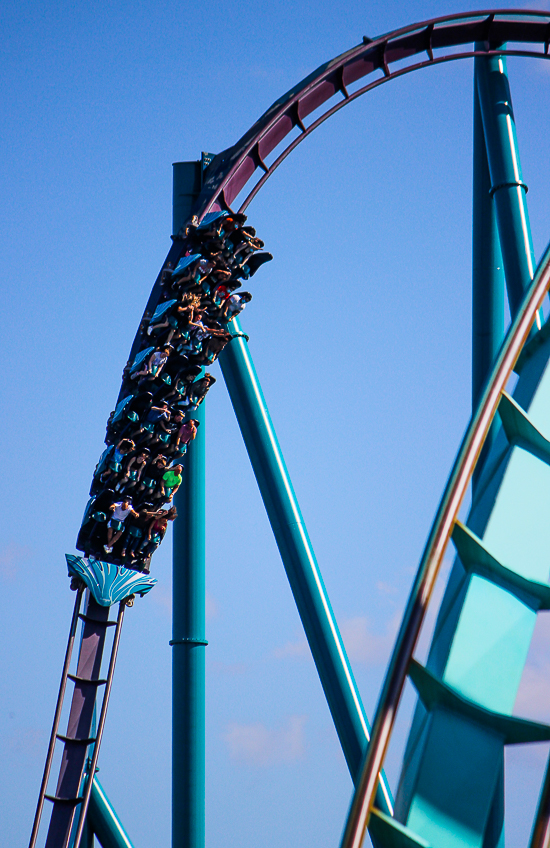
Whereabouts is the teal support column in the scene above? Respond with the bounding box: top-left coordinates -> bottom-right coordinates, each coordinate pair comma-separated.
172,162 -> 206,848
172,161 -> 202,236
80,817 -> 94,848
475,50 -> 537,321
219,321 -> 393,813
472,81 -> 505,489
87,777 -> 135,848
172,401 -> 206,848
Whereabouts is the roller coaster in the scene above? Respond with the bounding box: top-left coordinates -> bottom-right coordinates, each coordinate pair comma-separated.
25,9 -> 550,848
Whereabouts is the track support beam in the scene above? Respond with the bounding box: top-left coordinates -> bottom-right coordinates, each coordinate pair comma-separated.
87,776 -> 136,848
472,66 -> 505,488
219,319 -> 392,813
475,49 -> 536,321
171,161 -> 207,848
172,400 -> 206,848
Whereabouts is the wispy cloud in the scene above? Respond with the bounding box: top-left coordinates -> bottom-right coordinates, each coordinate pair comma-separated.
376,581 -> 400,596
273,613 -> 400,667
209,660 -> 248,676
151,587 -> 219,621
272,635 -> 309,659
0,542 -> 31,582
8,728 -> 44,759
205,593 -> 219,621
340,614 -> 400,666
223,715 -> 307,766
151,586 -> 171,616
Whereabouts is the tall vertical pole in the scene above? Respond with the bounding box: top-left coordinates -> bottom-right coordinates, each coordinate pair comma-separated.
475,49 -> 537,322
472,77 -> 505,489
171,161 -> 206,848
472,59 -> 508,848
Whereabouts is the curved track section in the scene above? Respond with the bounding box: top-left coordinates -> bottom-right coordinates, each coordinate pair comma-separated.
134,10 -> 550,365
341,243 -> 550,848
30,11 -> 550,848
198,9 -> 550,215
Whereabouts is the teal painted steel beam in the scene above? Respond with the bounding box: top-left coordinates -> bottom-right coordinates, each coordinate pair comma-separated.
171,162 -> 206,848
172,161 -> 201,236
471,86 -> 506,848
475,50 -> 537,321
389,314 -> 550,848
87,777 -> 135,848
219,321 -> 393,812
408,660 -> 550,744
471,61 -> 511,848
172,401 -> 206,848
81,822 -> 94,848
472,81 -> 505,487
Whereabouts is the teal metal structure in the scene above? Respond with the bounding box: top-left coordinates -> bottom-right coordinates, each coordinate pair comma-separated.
169,158 -> 393,848
219,321 -> 393,810
387,53 -> 540,848
472,76 -> 505,485
469,69 -> 507,847
168,56 -> 550,845
475,50 -> 536,320
338,50 -> 550,848
171,162 -> 207,848
171,403 -> 206,848
384,305 -> 550,848
88,778 -> 135,848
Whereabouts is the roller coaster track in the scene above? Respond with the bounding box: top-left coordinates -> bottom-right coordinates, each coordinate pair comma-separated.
133,9 -> 550,358
343,244 -> 550,848
29,9 -> 550,848
29,591 -> 127,848
199,10 -> 550,215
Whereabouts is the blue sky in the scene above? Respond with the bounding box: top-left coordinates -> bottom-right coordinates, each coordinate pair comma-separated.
3,2 -> 550,846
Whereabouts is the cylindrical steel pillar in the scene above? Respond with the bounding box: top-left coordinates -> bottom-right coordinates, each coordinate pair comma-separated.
472,79 -> 505,488
475,50 -> 536,320
172,401 -> 206,848
219,321 -> 393,812
171,162 -> 206,848
88,777 -> 135,848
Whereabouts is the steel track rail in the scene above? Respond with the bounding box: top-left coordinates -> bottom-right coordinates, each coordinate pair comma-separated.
195,9 -> 550,217
28,589 -> 85,848
338,243 -> 550,848
43,598 -> 121,848
71,602 -> 126,848
238,46 -> 549,214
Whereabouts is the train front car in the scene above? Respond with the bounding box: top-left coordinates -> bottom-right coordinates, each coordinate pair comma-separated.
73,210 -> 271,578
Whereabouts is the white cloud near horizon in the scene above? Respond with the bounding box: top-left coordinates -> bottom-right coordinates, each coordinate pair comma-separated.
273,612 -> 400,667
0,541 -> 31,582
376,580 -> 400,596
8,727 -> 44,759
223,715 -> 307,766
340,614 -> 400,666
151,587 -> 219,621
272,634 -> 310,659
209,659 -> 248,676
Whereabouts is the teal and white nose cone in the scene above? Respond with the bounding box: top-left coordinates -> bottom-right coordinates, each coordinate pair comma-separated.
65,554 -> 157,607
